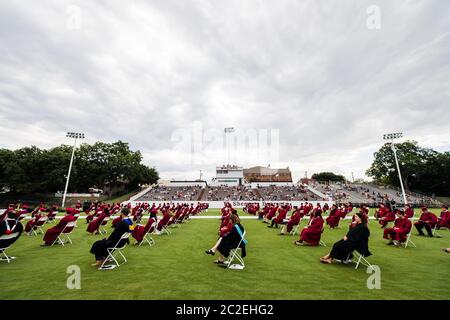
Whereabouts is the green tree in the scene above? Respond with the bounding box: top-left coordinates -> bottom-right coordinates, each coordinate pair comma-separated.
311,172 -> 346,182
0,141 -> 159,195
366,141 -> 449,196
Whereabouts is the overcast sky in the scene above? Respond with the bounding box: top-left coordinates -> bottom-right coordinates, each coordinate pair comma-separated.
0,0 -> 449,182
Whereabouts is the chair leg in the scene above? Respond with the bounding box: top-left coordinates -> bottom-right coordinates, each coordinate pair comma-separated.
354,255 -> 362,270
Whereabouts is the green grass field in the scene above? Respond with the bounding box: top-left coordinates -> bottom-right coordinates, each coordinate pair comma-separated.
1,209 -> 449,300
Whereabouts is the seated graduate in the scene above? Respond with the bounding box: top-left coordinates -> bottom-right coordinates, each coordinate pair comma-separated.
41,209 -> 77,246
437,205 -> 450,229
374,203 -> 387,220
0,204 -> 16,222
294,208 -> 324,246
383,209 -> 412,246
24,209 -> 45,233
320,212 -> 371,264
205,212 -> 239,256
132,217 -> 156,245
212,214 -> 246,265
154,207 -> 172,234
280,206 -> 302,235
404,204 -> 415,219
0,210 -> 24,248
268,205 -> 288,228
378,206 -> 395,228
89,208 -> 132,267
263,205 -> 278,224
86,207 -> 109,235
326,204 -> 341,229
415,207 -> 438,237
258,204 -> 270,220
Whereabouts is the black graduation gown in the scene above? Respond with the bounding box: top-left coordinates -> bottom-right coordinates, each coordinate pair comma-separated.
90,220 -> 130,260
330,223 -> 371,261
0,219 -> 23,249
217,223 -> 246,258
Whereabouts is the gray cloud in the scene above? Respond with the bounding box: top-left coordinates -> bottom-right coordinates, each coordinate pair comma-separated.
0,0 -> 449,182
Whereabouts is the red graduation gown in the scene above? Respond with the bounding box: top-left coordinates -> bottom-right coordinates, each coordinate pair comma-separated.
25,214 -> 42,232
286,212 -> 301,232
379,211 -> 395,227
43,215 -> 76,245
383,218 -> 412,242
157,212 -> 171,231
273,209 -> 287,224
415,212 -> 438,228
437,211 -> 450,229
300,216 -> 324,246
326,209 -> 340,228
132,218 -> 156,243
86,213 -> 107,233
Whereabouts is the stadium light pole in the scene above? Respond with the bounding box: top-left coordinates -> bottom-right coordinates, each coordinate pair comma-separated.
224,127 -> 234,165
62,132 -> 85,208
383,132 -> 408,205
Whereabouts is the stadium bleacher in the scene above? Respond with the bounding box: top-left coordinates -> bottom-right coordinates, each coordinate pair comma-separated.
133,182 -> 441,206
308,182 -> 442,206
136,186 -> 203,201
256,185 -> 322,201
203,186 -> 260,201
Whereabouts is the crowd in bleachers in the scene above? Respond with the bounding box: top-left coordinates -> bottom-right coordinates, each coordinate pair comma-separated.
132,182 -> 442,205
308,182 -> 442,207
257,185 -> 321,201
136,186 -> 203,201
205,185 -> 259,201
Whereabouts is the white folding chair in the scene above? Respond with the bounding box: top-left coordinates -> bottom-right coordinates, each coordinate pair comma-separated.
73,214 -> 80,228
432,220 -> 443,238
17,213 -> 28,222
99,233 -> 131,271
29,216 -> 48,236
99,216 -> 110,235
345,251 -> 374,270
52,221 -> 77,246
226,231 -> 247,270
319,227 -> 326,247
0,232 -> 20,263
291,216 -> 308,236
161,224 -> 172,235
402,231 -> 416,248
139,221 -> 157,247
